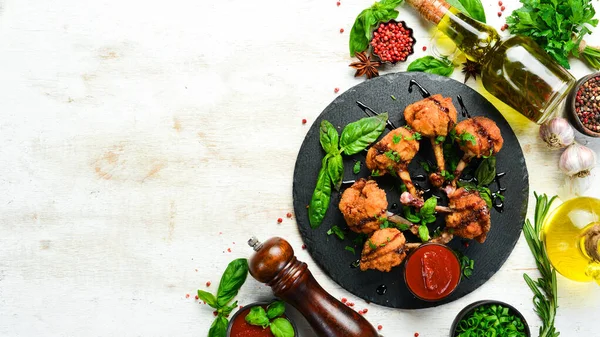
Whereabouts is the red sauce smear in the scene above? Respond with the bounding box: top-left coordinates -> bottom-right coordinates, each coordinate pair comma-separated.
404,244 -> 460,301
229,306 -> 275,337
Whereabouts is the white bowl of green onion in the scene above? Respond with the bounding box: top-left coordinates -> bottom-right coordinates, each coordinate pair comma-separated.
450,300 -> 531,337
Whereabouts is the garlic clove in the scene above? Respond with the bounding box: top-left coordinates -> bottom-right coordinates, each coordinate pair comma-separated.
559,142 -> 597,177
539,117 -> 575,149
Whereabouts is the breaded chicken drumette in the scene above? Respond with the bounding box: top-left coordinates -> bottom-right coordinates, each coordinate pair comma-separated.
404,94 -> 458,187
444,186 -> 491,243
360,228 -> 407,272
339,179 -> 388,234
365,127 -> 420,196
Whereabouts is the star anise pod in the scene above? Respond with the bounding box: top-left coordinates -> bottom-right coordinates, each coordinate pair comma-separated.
462,59 -> 482,83
349,51 -> 381,79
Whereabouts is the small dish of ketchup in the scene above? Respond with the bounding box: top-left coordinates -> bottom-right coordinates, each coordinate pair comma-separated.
227,301 -> 298,337
403,243 -> 461,301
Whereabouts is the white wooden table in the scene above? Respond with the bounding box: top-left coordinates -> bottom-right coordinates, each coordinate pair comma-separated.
0,0 -> 599,336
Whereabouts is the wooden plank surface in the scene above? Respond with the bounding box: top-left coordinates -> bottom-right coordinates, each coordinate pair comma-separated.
0,0 -> 598,336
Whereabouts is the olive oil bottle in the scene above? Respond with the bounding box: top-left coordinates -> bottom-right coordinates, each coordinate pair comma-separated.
543,197 -> 600,284
406,0 -> 575,123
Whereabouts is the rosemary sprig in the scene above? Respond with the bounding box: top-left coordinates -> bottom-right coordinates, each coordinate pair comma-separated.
522,192 -> 559,337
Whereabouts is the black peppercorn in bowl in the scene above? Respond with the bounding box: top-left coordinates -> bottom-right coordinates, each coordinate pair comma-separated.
449,300 -> 531,337
370,19 -> 416,65
566,72 -> 600,137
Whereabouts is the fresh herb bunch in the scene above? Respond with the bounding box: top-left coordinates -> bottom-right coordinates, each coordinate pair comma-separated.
349,0 -> 403,56
522,193 -> 559,337
507,0 -> 600,70
197,258 -> 249,337
455,304 -> 527,337
245,301 -> 295,337
309,115 -> 388,228
404,196 -> 438,242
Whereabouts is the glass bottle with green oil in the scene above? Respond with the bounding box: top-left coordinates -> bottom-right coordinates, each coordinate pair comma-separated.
406,0 -> 575,124
543,197 -> 600,284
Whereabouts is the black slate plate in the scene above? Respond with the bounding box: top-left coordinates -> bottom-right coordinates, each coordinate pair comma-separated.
292,72 -> 529,309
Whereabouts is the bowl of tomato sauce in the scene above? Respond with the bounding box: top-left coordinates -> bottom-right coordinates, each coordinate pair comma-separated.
227,301 -> 298,337
403,243 -> 461,301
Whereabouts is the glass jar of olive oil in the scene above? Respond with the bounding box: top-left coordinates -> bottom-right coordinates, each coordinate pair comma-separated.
543,197 -> 600,284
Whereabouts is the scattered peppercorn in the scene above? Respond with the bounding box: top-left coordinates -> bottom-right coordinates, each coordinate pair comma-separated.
206,281 -> 211,287
370,21 -> 415,63
334,87 -> 340,93
498,1 -> 503,5
500,26 -> 506,31
301,244 -> 307,249
340,28 -> 344,33
302,118 -> 307,124
362,308 -> 368,314
213,311 -> 218,316
227,248 -> 231,252
277,218 -> 283,223
575,75 -> 600,132
422,46 -> 427,51
186,294 -> 190,298
501,6 -> 505,11
414,333 -> 419,337
498,12 -> 502,17
378,325 -> 383,330
337,1 -> 340,6
286,212 -> 292,218
195,295 -> 199,300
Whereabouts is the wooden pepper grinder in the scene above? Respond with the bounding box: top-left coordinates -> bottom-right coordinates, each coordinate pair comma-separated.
247,236 -> 379,337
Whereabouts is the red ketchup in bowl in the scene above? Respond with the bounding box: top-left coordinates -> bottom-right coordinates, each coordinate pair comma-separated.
404,243 -> 461,301
229,305 -> 274,337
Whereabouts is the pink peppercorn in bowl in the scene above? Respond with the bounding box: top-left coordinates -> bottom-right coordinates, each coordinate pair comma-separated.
566,72 -> 600,137
370,20 -> 416,64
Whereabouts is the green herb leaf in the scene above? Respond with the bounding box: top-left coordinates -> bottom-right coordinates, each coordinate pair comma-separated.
219,301 -> 238,316
308,160 -> 332,228
353,161 -> 361,174
270,317 -> 295,337
371,169 -> 381,177
407,56 -> 454,77
267,301 -> 286,319
368,239 -> 377,250
420,161 -> 433,173
404,209 -> 421,223
340,113 -> 388,155
327,154 -> 344,191
216,258 -> 249,308
245,306 -> 270,328
476,156 -> 496,186
327,225 -> 345,240
435,135 -> 446,144
319,120 -> 340,155
457,131 -> 477,146
208,315 -> 228,337
392,134 -> 402,144
384,150 -> 402,163
345,246 -> 356,254
479,188 -> 493,208
420,197 -> 437,217
197,289 -> 218,309
418,224 -> 430,242
446,0 -> 486,23
349,1 -> 403,56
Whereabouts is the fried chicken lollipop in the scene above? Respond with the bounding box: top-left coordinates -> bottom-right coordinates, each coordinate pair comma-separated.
339,179 -> 388,234
453,116 -> 503,184
444,186 -> 491,243
404,94 -> 458,187
360,228 -> 413,272
365,127 -> 420,197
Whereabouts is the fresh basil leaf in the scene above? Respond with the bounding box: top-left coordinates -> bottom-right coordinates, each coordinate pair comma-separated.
407,56 -> 454,77
197,289 -> 218,309
245,306 -> 270,328
270,318 -> 295,337
420,197 -> 437,217
340,113 -> 388,155
479,189 -> 493,208
349,9 -> 374,56
219,301 -> 238,316
319,120 -> 339,155
327,154 -> 344,191
418,224 -> 430,242
353,161 -> 361,174
345,246 -> 356,254
267,301 -> 286,319
208,315 -> 228,337
396,223 -> 410,231
216,258 -> 249,307
475,156 -> 496,186
446,0 -> 486,23
308,161 -> 332,228
327,225 -> 345,240
404,209 -> 421,223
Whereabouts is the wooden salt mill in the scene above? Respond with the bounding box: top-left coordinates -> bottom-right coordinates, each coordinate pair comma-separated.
247,236 -> 379,337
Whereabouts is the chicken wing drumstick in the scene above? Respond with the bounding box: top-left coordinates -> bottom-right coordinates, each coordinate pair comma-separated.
443,186 -> 491,243
452,116 -> 504,185
365,127 -> 420,197
404,94 -> 458,187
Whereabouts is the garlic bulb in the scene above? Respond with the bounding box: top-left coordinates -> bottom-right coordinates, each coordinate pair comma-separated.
539,117 -> 575,149
559,143 -> 597,177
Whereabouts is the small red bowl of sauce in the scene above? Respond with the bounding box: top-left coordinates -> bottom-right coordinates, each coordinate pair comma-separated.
404,243 -> 461,301
227,301 -> 298,337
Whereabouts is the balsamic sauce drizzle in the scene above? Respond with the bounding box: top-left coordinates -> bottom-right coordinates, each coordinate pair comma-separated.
457,95 -> 471,118
350,260 -> 360,269
492,172 -> 507,213
376,284 -> 388,295
408,79 -> 431,98
356,100 -> 397,130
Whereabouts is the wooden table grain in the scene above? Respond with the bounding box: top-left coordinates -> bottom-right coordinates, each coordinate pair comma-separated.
0,0 -> 598,336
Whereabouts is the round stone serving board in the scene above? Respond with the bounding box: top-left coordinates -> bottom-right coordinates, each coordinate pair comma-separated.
292,72 -> 529,309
